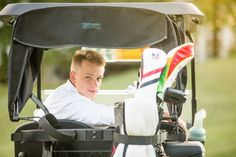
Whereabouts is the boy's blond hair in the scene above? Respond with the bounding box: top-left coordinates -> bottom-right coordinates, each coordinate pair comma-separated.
71,49 -> 106,71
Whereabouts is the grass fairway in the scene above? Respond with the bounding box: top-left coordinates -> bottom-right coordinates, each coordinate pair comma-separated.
0,57 -> 236,157
196,58 -> 236,157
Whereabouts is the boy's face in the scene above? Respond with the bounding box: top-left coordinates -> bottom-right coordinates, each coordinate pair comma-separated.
71,60 -> 105,100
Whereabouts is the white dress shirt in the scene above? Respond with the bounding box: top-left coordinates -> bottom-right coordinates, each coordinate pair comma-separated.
34,80 -> 115,128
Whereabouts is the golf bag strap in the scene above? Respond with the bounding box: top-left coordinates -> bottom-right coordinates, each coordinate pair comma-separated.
38,113 -> 76,143
113,132 -> 167,145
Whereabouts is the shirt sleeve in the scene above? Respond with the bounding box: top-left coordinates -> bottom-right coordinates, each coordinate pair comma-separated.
63,97 -> 115,127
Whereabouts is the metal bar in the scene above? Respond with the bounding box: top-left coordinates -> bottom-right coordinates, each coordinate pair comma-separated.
186,31 -> 197,125
37,71 -> 41,105
31,94 -> 49,114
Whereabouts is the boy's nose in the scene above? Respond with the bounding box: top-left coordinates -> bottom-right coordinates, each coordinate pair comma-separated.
92,79 -> 99,87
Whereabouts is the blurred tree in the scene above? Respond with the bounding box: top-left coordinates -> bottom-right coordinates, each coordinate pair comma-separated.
0,0 -> 19,83
0,51 -> 8,82
194,0 -> 236,57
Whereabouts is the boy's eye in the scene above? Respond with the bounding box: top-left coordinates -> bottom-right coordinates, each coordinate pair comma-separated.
85,76 -> 92,80
97,77 -> 102,81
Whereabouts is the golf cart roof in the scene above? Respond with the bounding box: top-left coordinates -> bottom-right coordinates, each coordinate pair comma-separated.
0,2 -> 204,121
0,2 -> 204,49
0,2 -> 204,24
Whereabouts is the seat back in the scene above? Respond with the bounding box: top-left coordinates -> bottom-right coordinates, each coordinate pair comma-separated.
13,122 -> 41,157
165,141 -> 205,157
13,120 -> 113,157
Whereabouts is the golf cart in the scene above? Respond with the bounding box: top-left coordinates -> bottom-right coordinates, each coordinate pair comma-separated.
0,2 -> 205,157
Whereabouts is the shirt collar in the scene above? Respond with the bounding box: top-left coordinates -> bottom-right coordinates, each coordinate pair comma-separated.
65,80 -> 93,102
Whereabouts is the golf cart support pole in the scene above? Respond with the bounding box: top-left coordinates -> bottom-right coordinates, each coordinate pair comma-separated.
186,31 -> 197,125
37,71 -> 41,103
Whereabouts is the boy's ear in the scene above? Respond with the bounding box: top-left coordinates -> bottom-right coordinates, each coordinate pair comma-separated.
69,71 -> 76,85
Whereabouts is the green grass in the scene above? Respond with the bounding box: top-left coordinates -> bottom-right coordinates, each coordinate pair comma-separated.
195,58 -> 236,157
0,57 -> 236,157
0,84 -> 37,157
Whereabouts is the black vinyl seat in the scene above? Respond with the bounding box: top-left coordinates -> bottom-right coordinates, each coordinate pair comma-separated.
160,121 -> 205,157
164,141 -> 205,157
12,120 -> 114,157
